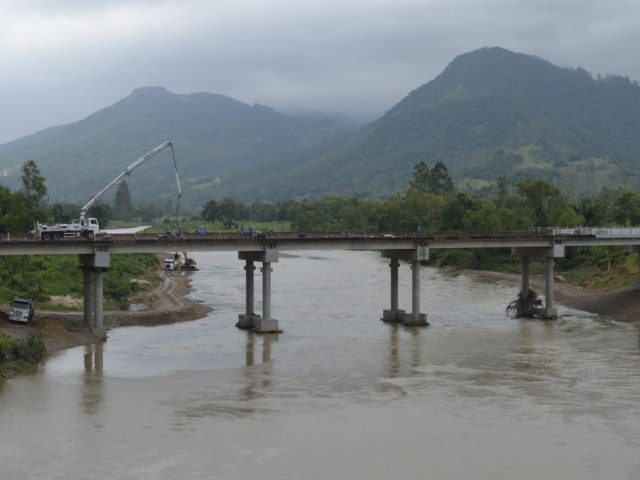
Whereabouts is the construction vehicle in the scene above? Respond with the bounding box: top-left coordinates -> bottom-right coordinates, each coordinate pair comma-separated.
9,297 -> 35,323
180,252 -> 198,271
31,141 -> 182,240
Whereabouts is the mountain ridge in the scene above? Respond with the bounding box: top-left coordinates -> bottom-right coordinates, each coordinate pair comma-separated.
1,47 -> 640,206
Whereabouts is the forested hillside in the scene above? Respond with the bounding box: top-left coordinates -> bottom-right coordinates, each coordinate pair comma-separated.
264,47 -> 640,199
0,87 -> 360,207
2,47 -> 640,205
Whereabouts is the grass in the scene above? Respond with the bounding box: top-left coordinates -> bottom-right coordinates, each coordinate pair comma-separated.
139,219 -> 292,234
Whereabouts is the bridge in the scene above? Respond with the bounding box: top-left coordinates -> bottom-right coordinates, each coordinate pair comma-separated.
3,229 -> 640,336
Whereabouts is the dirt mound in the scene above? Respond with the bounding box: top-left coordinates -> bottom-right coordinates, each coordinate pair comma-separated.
49,295 -> 82,308
36,317 -> 77,344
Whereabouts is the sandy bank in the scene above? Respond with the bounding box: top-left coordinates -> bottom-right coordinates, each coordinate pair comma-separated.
0,271 -> 212,353
462,269 -> 640,323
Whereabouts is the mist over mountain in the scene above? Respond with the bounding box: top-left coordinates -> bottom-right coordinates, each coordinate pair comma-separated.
1,47 -> 640,208
262,47 -> 640,199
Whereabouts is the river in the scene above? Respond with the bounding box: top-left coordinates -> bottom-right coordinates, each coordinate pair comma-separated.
1,250 -> 640,479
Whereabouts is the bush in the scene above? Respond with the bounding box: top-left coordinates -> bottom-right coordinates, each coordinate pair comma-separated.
0,332 -> 46,378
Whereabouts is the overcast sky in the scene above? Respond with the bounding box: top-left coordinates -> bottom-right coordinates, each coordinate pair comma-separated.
1,0 -> 639,144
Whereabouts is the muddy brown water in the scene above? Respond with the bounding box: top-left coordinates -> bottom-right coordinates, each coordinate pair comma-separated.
1,250 -> 640,479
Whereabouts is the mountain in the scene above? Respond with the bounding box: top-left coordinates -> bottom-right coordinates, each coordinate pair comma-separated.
257,47 -> 640,199
0,87 -> 360,207
2,47 -> 640,207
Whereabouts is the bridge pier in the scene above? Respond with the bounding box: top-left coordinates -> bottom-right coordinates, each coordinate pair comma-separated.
79,251 -> 110,339
381,257 -> 405,322
381,247 -> 429,326
237,249 -> 282,333
512,246 -> 564,319
521,255 -> 530,301
237,259 -> 261,329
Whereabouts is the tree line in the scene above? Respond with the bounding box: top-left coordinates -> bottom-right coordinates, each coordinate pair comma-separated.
201,161 -> 640,234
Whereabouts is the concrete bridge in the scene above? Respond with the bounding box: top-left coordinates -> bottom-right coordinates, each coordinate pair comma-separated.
2,230 -> 640,335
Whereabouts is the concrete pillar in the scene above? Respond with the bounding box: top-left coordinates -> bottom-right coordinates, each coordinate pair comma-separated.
246,260 -> 255,314
83,268 -> 94,325
511,246 -> 564,319
237,260 -> 260,329
79,252 -> 109,339
521,255 -> 530,301
240,249 -> 281,333
411,259 -> 420,314
542,257 -> 558,318
391,258 -> 399,311
262,263 -> 272,319
93,269 -> 107,337
402,256 -> 429,326
382,257 -> 405,322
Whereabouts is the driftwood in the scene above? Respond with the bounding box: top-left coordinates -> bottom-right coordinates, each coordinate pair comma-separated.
506,290 -> 542,318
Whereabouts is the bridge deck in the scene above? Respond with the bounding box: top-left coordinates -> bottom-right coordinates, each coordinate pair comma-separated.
2,231 -> 640,256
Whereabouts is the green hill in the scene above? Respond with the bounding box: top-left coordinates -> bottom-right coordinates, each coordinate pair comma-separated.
258,47 -> 640,199
0,87 -> 360,207
2,47 -> 640,206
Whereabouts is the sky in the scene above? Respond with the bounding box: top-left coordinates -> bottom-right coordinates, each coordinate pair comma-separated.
1,0 -> 639,144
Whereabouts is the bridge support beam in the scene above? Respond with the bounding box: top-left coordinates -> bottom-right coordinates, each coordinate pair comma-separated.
238,249 -> 282,333
381,257 -> 405,322
521,255 -> 530,302
237,259 -> 261,329
381,247 -> 429,326
512,246 -> 564,319
83,267 -> 94,326
79,251 -> 110,339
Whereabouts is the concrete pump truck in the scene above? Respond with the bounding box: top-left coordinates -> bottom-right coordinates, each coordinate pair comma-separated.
31,141 -> 182,240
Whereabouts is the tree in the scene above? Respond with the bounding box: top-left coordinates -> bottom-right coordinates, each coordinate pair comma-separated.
517,179 -> 569,226
612,190 -> 640,226
218,197 -> 242,227
409,161 -> 454,195
87,204 -> 111,229
113,181 -> 133,221
49,203 -> 76,223
20,160 -> 47,210
0,184 -> 13,233
201,199 -> 219,222
429,161 -> 454,195
409,161 -> 431,192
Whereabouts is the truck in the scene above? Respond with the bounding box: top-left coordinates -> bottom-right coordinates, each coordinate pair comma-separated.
32,217 -> 100,240
31,141 -> 182,240
9,297 -> 35,323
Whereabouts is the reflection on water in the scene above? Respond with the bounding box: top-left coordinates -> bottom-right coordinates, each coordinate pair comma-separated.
2,250 -> 640,480
81,341 -> 104,414
244,332 -> 276,400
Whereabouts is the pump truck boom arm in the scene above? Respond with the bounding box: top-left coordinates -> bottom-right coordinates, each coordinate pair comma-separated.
79,140 -> 182,224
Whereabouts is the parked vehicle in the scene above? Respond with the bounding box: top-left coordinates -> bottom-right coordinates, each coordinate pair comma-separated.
9,297 -> 35,323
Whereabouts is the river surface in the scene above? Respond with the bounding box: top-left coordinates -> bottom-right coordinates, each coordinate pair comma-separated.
2,250 -> 640,479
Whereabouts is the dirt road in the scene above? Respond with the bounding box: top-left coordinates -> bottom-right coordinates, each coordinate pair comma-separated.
0,272 -> 211,353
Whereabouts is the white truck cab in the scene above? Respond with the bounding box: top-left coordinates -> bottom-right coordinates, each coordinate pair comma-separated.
9,297 -> 35,323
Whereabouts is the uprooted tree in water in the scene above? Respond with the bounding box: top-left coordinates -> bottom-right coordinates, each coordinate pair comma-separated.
506,289 -> 542,318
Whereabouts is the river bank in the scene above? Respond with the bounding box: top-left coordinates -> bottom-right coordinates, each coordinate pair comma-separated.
462,269 -> 640,323
0,271 -> 212,353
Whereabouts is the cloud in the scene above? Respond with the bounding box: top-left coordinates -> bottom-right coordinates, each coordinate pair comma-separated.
1,0 -> 640,143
